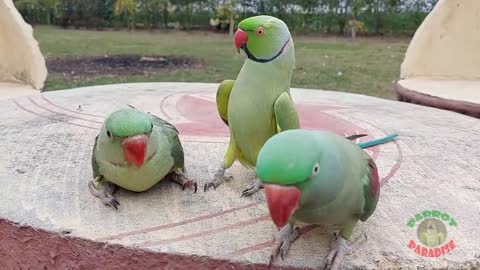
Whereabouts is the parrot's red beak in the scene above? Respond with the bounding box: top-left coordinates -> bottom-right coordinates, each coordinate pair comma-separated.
234,29 -> 248,53
264,184 -> 301,229
121,134 -> 148,168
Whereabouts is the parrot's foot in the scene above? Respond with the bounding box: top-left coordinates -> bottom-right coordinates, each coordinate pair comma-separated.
88,178 -> 120,210
203,166 -> 233,192
269,224 -> 300,267
323,233 -> 367,270
241,178 -> 263,197
170,172 -> 198,193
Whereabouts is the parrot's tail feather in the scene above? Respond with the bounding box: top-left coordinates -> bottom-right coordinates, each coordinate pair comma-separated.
357,133 -> 398,149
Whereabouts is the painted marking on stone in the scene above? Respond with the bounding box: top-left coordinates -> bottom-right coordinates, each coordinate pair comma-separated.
29,97 -> 104,124
378,140 -> 402,185
98,202 -> 261,241
141,215 -> 270,247
14,99 -> 98,130
41,95 -> 105,118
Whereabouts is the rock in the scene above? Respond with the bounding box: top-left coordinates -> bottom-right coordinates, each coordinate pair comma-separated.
0,0 -> 47,90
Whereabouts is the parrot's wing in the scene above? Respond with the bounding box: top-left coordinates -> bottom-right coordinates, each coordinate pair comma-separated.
149,113 -> 179,134
359,158 -> 380,221
273,92 -> 300,132
149,113 -> 185,171
216,80 -> 235,126
91,135 -> 100,179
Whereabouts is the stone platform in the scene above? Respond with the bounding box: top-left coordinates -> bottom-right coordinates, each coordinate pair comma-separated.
0,82 -> 479,269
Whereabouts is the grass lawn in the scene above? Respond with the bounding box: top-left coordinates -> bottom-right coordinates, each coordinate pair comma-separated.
34,26 -> 410,100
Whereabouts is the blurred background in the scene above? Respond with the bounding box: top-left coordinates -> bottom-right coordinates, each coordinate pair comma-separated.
13,0 -> 439,99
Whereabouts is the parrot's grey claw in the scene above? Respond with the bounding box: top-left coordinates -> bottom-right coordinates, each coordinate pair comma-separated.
203,173 -> 231,192
268,255 -> 274,269
203,182 -> 215,192
323,233 -> 367,270
182,182 -> 198,193
104,197 -> 120,210
102,194 -> 120,210
269,224 -> 299,267
240,178 -> 263,197
347,233 -> 367,255
170,173 -> 197,193
88,179 -> 120,210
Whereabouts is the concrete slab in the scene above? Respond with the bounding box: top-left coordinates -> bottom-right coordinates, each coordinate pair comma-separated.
0,82 -> 479,269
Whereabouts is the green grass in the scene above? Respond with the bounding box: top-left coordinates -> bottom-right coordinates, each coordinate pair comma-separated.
34,26 -> 410,99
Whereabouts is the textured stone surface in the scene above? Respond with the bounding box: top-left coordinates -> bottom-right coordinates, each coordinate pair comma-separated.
0,0 -> 47,89
0,82 -> 38,100
0,82 -> 479,269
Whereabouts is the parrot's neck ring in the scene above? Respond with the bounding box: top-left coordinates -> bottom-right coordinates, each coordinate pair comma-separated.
243,36 -> 291,63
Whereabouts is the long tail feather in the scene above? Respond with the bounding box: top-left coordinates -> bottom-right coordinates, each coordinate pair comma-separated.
357,133 -> 398,149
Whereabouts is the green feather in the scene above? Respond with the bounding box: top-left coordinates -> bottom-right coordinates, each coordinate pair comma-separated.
106,108 -> 152,137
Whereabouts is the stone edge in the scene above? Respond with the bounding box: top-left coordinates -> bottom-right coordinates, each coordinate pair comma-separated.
0,218 -> 310,270
394,81 -> 480,118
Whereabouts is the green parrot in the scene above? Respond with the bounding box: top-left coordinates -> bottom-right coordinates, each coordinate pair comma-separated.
89,107 -> 196,209
256,130 -> 397,270
204,15 -> 300,196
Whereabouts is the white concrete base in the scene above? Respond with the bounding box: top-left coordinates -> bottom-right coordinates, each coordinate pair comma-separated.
1,83 -> 479,269
398,79 -> 480,104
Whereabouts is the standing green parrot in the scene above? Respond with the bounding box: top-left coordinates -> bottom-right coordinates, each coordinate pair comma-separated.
89,107 -> 197,209
204,15 -> 300,196
256,130 -> 397,270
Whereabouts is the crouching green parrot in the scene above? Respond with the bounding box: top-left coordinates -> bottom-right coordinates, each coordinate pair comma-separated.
256,130 -> 397,270
203,15 -> 300,196
89,107 -> 196,209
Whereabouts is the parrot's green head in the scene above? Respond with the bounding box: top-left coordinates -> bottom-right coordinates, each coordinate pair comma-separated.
256,130 -> 344,228
103,108 -> 154,168
234,15 -> 291,63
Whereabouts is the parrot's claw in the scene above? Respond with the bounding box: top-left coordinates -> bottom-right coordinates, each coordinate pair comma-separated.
204,167 -> 232,192
240,178 -> 263,197
88,179 -> 120,210
323,233 -> 367,270
269,224 -> 300,268
103,195 -> 120,210
170,173 -> 197,193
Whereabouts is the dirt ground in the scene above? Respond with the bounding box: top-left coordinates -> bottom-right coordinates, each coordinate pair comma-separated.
46,55 -> 203,79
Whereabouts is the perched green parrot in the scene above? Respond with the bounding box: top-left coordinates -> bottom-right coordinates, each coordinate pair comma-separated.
204,15 -> 300,196
89,107 -> 196,209
256,130 -> 398,270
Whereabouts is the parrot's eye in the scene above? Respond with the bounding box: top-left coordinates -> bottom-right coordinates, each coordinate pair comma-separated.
311,162 -> 320,177
255,27 -> 265,36
107,130 -> 112,138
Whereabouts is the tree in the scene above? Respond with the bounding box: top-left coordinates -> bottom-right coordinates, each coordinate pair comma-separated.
114,0 -> 136,31
350,0 -> 366,40
217,0 -> 239,36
